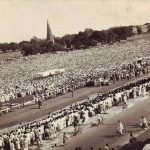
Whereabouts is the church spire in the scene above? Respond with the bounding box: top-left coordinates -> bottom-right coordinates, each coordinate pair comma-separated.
47,20 -> 55,44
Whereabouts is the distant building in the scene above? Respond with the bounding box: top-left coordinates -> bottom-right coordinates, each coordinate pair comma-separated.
139,25 -> 148,33
31,36 -> 44,42
84,28 -> 93,37
47,20 -> 55,44
132,26 -> 138,34
132,25 -> 149,34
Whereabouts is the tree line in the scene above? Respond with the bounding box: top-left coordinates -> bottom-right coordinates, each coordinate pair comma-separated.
0,24 -> 150,55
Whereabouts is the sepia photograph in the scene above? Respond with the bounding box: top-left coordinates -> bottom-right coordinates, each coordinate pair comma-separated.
0,0 -> 150,149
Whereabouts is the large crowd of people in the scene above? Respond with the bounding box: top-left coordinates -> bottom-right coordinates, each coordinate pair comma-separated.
0,38 -> 150,149
0,76 -> 150,149
0,38 -> 150,104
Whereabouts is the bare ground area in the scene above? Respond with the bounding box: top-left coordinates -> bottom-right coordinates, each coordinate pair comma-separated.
55,94 -> 150,150
0,73 -> 150,131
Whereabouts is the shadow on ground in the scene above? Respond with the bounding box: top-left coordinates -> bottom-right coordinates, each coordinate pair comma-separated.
120,138 -> 150,150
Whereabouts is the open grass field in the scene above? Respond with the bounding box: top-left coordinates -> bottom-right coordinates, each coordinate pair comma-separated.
127,33 -> 150,41
0,33 -> 149,61
0,34 -> 150,150
0,51 -> 22,61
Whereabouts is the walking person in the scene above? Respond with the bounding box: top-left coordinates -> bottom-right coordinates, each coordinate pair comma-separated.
66,115 -> 69,127
97,114 -> 103,125
63,133 -> 68,145
105,102 -> 109,114
38,99 -> 42,109
140,116 -> 149,129
104,143 -> 110,150
122,94 -> 128,109
71,88 -> 74,98
117,120 -> 125,135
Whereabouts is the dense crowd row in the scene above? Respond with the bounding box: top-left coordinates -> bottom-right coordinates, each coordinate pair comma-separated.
0,74 -> 150,150
0,77 -> 150,150
0,39 -> 150,103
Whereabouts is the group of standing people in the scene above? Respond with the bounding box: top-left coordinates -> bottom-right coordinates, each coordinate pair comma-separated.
0,38 -> 150,105
0,76 -> 150,150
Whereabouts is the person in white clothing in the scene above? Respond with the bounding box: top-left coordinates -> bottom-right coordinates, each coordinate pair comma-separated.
97,114 -> 103,124
22,135 -> 29,150
140,116 -> 149,129
0,136 -> 4,150
10,141 -> 15,150
117,120 -> 124,135
15,139 -> 21,150
104,143 -> 110,150
122,93 -> 128,109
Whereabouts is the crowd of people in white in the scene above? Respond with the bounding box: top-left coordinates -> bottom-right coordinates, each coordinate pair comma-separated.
0,38 -> 150,104
0,77 -> 150,150
0,38 -> 150,149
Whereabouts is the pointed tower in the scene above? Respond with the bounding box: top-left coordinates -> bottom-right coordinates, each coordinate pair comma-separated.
47,20 -> 55,44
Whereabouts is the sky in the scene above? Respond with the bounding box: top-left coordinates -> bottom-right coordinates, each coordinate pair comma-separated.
0,0 -> 149,43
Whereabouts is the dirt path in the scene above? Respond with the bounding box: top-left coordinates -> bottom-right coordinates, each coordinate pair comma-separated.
0,73 -> 150,130
55,95 -> 150,150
